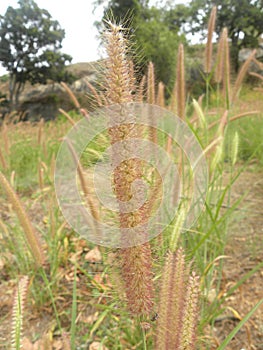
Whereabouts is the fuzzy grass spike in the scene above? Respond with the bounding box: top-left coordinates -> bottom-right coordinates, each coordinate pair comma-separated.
103,21 -> 154,316
0,171 -> 45,267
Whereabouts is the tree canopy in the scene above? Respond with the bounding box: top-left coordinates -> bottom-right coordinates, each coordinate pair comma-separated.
94,0 -> 263,80
187,0 -> 263,70
0,0 -> 72,110
94,0 -> 186,89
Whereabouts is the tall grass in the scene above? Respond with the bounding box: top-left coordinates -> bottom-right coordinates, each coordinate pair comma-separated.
0,9 -> 263,350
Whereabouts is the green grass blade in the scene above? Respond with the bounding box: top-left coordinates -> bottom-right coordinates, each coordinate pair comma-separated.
202,260 -> 263,326
217,297 -> 263,349
39,268 -> 62,332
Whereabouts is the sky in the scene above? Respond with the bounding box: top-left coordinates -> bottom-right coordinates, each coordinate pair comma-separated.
0,0 -> 105,75
0,0 -> 188,76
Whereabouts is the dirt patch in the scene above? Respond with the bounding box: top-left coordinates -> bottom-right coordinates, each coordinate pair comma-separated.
210,167 -> 263,349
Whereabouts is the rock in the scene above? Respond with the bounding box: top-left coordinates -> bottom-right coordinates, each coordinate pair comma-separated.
239,47 -> 263,62
238,47 -> 263,76
0,60 -> 104,121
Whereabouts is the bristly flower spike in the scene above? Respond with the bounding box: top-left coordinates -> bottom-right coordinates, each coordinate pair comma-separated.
103,21 -> 154,316
204,6 -> 217,74
178,272 -> 200,350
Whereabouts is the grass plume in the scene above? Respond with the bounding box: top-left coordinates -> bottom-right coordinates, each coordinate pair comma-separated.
0,170 -> 45,267
103,21 -> 154,316
147,61 -> 156,105
155,248 -> 200,349
60,81 -> 81,109
231,49 -> 256,104
11,276 -> 29,350
157,82 -> 165,108
58,108 -> 76,126
204,6 -> 217,74
249,71 -> 263,82
178,272 -> 200,350
214,29 -> 226,84
104,21 -> 133,104
176,44 -> 186,119
0,145 -> 7,170
86,80 -> 103,107
222,28 -> 231,108
136,75 -> 146,102
65,138 -> 100,228
147,62 -> 158,145
208,110 -> 259,130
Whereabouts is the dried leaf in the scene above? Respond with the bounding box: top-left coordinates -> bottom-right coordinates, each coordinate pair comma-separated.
22,335 -> 53,350
85,246 -> 102,263
21,337 -> 33,350
52,338 -> 63,350
89,341 -> 109,350
80,311 -> 99,324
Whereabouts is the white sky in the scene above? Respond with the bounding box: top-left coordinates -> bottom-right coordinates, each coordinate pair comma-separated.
0,0 -> 189,76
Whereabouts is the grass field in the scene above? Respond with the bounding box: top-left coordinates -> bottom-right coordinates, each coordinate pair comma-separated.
0,20 -> 263,350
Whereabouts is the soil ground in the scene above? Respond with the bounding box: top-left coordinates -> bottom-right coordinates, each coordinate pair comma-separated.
209,166 -> 263,349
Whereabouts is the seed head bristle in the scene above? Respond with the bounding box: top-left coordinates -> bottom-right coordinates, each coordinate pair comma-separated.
178,272 -> 200,350
204,6 -> 217,74
11,276 -> 29,350
231,49 -> 257,104
65,138 -> 100,224
120,243 -> 154,315
0,146 -> 7,170
157,82 -> 165,108
104,22 -> 133,104
222,28 -> 231,108
86,80 -> 103,107
214,29 -> 225,83
155,248 -> 186,349
58,108 -> 76,126
104,21 -> 154,317
0,171 -> 45,267
147,61 -> 156,105
136,75 -> 146,102
170,81 -> 177,114
249,71 -> 263,82
61,81 -> 81,109
176,44 -> 186,120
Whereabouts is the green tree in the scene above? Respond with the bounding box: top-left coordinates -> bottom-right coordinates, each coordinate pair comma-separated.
95,0 -> 149,20
0,0 -> 72,111
135,7 -> 186,88
94,0 -> 185,89
187,0 -> 263,71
